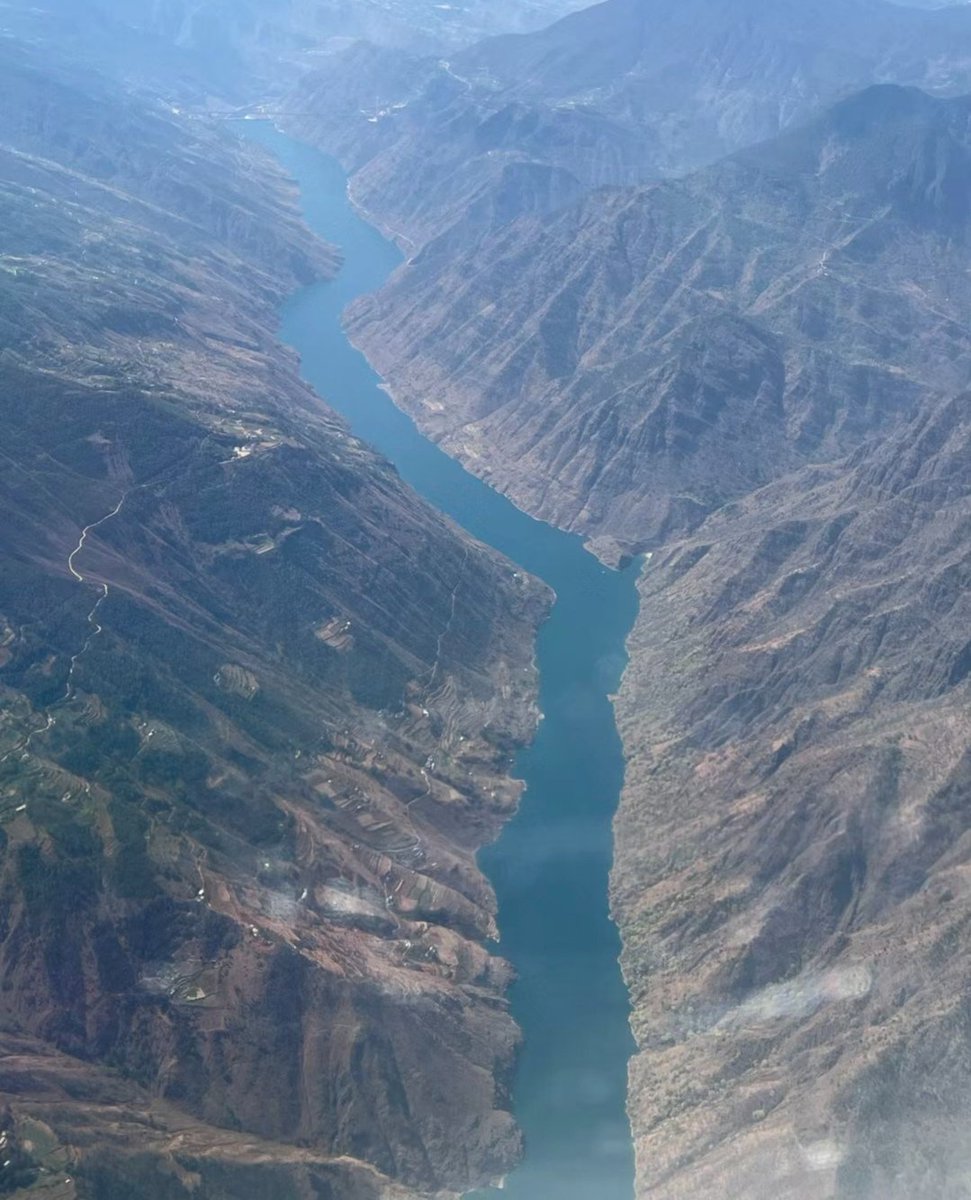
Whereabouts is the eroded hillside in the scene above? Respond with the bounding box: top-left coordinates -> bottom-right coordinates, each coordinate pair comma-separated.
287,0 -> 971,251
345,86 -> 971,553
0,45 -> 546,1200
331,83 -> 971,1197
614,393 -> 971,1199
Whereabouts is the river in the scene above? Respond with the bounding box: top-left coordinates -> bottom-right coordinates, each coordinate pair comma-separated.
241,122 -> 640,1200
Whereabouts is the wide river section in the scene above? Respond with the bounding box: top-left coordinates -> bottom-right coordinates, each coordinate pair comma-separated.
243,122 -> 640,1200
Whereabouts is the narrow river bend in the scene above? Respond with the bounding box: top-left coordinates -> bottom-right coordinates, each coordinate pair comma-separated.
242,123 -> 640,1200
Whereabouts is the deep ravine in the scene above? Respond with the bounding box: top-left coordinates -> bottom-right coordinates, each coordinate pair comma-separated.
241,121 -> 641,1200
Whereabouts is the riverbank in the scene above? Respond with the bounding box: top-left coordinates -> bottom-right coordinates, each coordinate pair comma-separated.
241,122 -> 640,1199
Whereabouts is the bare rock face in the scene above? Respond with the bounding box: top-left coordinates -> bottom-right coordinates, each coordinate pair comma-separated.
344,86 -> 971,554
0,44 -> 546,1199
614,394 -> 971,1199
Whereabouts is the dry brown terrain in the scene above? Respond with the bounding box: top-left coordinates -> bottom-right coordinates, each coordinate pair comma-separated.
329,82 -> 971,1197
615,393 -> 971,1199
0,44 -> 545,1199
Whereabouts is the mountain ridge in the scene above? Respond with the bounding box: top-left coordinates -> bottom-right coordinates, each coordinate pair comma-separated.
342,83 -> 971,555
288,0 -> 971,252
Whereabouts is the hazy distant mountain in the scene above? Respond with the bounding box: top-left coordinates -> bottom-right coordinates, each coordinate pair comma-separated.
291,0 -> 971,248
289,37 -> 654,249
0,0 -> 590,101
0,41 -> 543,1198
116,0 -> 593,51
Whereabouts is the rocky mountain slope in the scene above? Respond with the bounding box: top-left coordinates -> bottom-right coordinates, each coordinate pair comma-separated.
0,43 -> 546,1199
287,40 -> 652,250
614,391 -> 971,1199
345,85 -> 971,553
453,0 -> 971,164
336,84 -> 971,1196
288,0 -> 971,249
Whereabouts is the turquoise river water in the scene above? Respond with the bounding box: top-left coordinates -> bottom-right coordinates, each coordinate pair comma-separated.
242,123 -> 640,1200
